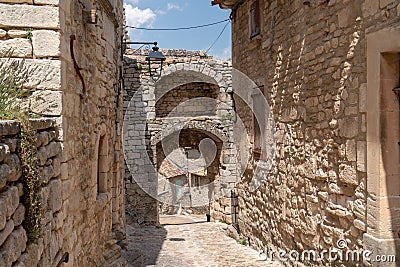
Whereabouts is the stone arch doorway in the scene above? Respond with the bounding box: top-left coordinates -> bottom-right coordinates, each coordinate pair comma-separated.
149,67 -> 236,215
123,57 -> 234,225
365,29 -> 400,263
155,127 -> 224,214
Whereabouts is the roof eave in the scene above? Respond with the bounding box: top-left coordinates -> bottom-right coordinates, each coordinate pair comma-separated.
211,0 -> 239,9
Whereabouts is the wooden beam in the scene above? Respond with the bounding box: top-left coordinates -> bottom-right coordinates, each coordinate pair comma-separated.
211,0 -> 223,6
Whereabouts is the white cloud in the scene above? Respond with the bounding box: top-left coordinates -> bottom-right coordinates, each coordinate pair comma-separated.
212,46 -> 232,60
156,9 -> 167,15
125,4 -> 156,28
167,3 -> 184,11
221,47 -> 231,59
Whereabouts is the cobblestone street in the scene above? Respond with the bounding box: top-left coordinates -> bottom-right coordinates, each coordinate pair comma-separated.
124,215 -> 280,267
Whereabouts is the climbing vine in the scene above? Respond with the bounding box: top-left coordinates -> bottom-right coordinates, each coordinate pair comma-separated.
19,118 -> 41,242
0,55 -> 42,242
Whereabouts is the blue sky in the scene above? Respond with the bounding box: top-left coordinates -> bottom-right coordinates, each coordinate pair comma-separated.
124,0 -> 232,59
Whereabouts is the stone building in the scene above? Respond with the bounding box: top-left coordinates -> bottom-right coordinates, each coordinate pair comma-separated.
123,49 -> 238,225
0,1 -> 126,266
213,0 -> 400,266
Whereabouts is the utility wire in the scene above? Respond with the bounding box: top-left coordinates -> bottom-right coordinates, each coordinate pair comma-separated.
126,18 -> 230,31
205,20 -> 230,54
132,44 -> 148,53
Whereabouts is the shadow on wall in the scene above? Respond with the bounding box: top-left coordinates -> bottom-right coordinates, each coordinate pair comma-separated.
383,52 -> 400,265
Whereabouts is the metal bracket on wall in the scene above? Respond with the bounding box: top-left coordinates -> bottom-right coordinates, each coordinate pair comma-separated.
70,35 -> 86,98
393,87 -> 400,98
56,252 -> 69,267
83,9 -> 98,24
393,87 -> 400,146
393,87 -> 400,106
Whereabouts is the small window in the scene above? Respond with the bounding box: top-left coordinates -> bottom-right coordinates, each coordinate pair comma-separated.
249,0 -> 261,39
253,113 -> 262,160
192,175 -> 201,188
252,85 -> 266,161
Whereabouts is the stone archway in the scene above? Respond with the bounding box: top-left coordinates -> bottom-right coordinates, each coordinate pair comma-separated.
150,119 -> 236,207
154,127 -> 224,214
365,28 -> 400,263
123,54 -> 235,225
149,65 -> 237,216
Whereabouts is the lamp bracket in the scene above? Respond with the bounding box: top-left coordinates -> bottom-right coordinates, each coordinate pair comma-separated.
124,41 -> 158,46
393,87 -> 400,104
83,9 -> 98,24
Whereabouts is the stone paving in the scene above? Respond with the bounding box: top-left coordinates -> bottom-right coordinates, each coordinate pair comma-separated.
124,215 -> 281,267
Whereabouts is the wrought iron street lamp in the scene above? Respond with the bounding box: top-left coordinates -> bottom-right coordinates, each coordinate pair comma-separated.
146,45 -> 166,81
125,41 -> 166,81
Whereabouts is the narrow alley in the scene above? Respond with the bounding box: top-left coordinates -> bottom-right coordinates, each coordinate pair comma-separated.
1,0 -> 400,266
124,215 -> 280,267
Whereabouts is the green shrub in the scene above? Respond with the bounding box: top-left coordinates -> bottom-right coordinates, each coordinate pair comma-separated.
0,54 -> 41,242
25,28 -> 32,40
0,56 -> 30,119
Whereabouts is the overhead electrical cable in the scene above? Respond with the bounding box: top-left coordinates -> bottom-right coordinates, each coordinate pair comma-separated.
125,18 -> 230,31
205,21 -> 230,54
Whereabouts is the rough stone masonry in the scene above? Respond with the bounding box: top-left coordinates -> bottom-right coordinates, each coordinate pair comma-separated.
215,0 -> 400,266
0,1 -> 127,266
123,48 -> 238,225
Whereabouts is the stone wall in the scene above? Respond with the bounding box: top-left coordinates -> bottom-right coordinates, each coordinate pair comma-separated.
155,82 -> 219,117
217,0 -> 400,266
0,2 -> 62,116
0,0 -> 126,266
0,119 -> 61,266
123,55 -> 159,226
58,0 -> 126,265
123,49 -> 237,225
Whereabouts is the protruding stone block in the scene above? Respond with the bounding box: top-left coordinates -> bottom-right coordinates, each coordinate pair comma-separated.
0,220 -> 14,247
362,0 -> 379,17
339,163 -> 358,186
12,204 -> 25,227
0,58 -> 61,90
380,0 -> 394,8
30,90 -> 62,116
7,30 -> 27,38
48,179 -> 62,212
0,226 -> 27,266
24,59 -> 61,90
32,30 -> 60,58
0,144 -> 10,163
5,154 -> 21,182
339,117 -> 358,138
0,197 -> 6,230
0,4 -> 59,29
2,186 -> 19,219
0,0 -> 32,3
34,0 -> 59,4
0,38 -> 32,58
